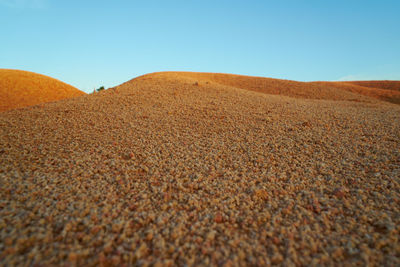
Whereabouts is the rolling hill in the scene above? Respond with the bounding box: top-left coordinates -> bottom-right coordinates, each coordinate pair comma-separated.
118,72 -> 400,104
0,69 -> 85,112
344,80 -> 400,91
0,71 -> 399,266
314,81 -> 400,105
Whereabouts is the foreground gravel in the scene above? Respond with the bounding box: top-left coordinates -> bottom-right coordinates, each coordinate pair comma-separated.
1,73 -> 399,266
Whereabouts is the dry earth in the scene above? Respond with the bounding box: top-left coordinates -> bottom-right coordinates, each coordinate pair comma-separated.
313,81 -> 400,105
0,72 -> 399,266
149,72 -> 400,104
0,69 -> 85,112
343,81 -> 400,91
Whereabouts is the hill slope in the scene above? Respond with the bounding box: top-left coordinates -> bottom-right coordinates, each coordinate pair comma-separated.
314,81 -> 400,105
344,80 -> 400,91
120,72 -> 400,104
0,69 -> 85,112
1,72 -> 399,266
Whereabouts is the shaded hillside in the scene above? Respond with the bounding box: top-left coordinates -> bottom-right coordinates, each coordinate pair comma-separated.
0,69 -> 85,112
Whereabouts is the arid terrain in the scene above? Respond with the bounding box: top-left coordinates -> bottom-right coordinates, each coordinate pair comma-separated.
0,69 -> 85,112
0,71 -> 399,266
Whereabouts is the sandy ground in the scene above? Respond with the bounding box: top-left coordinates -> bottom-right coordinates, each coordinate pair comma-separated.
0,69 -> 85,112
343,80 -> 400,91
0,72 -> 399,266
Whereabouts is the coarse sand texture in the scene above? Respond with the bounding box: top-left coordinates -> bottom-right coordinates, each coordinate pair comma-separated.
0,71 -> 399,266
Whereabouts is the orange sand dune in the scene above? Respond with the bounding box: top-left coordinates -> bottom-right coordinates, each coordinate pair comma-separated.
119,72 -> 399,104
0,69 -> 85,112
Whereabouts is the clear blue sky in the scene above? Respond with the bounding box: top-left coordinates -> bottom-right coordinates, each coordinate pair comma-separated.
1,0 -> 400,93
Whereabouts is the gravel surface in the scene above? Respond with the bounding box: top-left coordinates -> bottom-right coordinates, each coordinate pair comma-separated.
1,72 -> 399,266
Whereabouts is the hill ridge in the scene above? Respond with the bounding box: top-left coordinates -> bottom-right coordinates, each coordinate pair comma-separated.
0,69 -> 85,112
114,71 -> 400,104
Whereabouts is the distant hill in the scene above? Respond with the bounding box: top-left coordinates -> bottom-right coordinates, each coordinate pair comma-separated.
313,81 -> 400,105
0,69 -> 85,112
343,80 -> 400,91
116,72 -> 400,104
